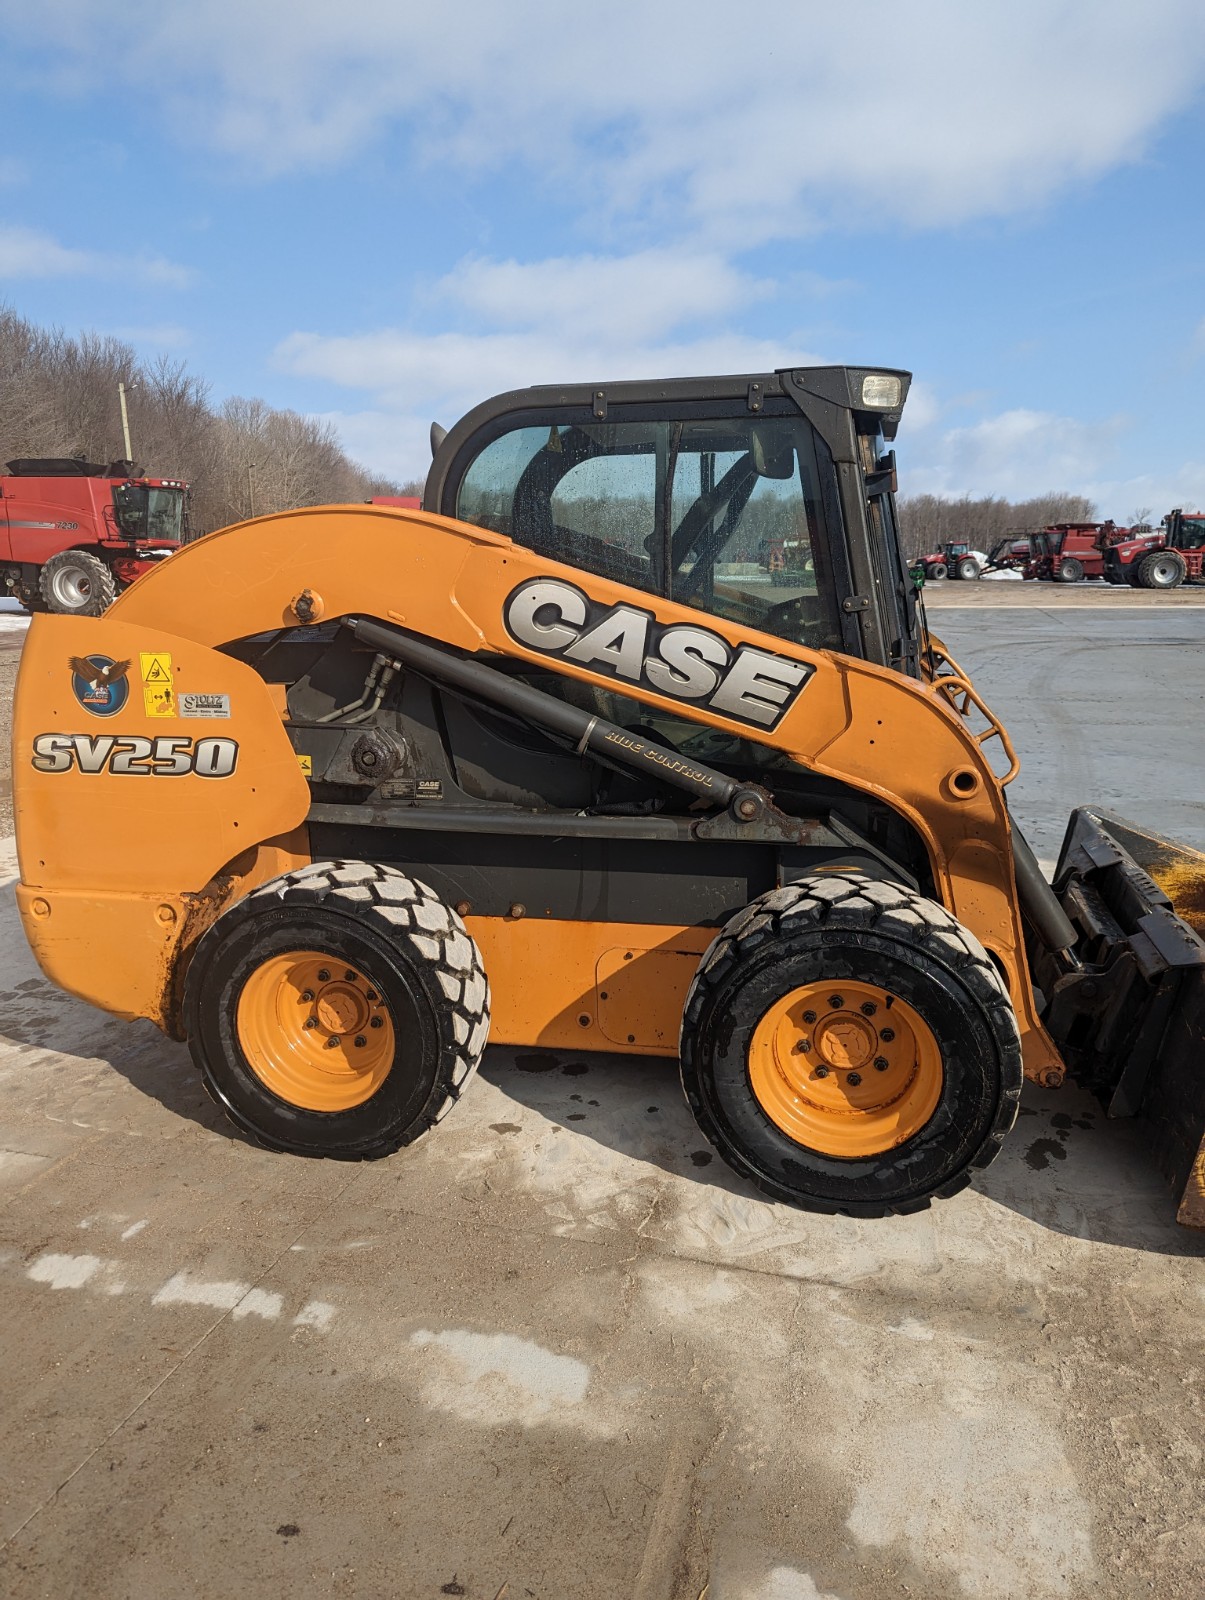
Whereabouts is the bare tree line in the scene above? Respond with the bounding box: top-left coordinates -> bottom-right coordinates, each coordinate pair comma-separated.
0,306 -> 403,534
895,491 -> 1098,561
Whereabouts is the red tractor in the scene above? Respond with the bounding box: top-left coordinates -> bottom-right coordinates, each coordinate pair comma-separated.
1022,521 -> 1129,583
913,540 -> 987,580
1103,510 -> 1205,588
0,457 -> 185,614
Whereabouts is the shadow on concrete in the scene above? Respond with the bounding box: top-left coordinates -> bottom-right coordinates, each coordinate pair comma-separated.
481,1047 -> 1205,1259
0,883 -> 246,1145
3,868 -> 1198,1258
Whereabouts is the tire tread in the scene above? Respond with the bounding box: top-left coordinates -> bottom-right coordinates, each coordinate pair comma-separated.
680,873 -> 1023,1217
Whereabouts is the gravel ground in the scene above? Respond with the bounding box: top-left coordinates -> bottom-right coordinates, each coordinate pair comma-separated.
0,620 -> 26,837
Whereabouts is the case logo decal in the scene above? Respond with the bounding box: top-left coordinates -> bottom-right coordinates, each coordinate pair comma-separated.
31,734 -> 239,778
69,655 -> 131,718
503,579 -> 813,730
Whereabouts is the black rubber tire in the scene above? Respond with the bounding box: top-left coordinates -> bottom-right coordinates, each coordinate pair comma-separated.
183,861 -> 490,1159
955,556 -> 981,580
679,874 -> 1023,1217
927,562 -> 948,580
39,549 -> 117,615
1137,550 -> 1186,589
1056,558 -> 1084,583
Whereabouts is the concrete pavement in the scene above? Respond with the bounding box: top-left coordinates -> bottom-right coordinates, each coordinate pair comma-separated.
1,606 -> 1203,1599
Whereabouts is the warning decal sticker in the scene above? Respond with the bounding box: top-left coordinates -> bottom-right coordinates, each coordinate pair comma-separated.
139,652 -> 175,719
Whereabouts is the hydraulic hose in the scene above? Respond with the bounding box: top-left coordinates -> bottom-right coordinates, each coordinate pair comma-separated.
346,615 -> 742,810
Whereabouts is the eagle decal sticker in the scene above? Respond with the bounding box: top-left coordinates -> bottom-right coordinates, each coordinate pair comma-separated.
69,655 -> 131,717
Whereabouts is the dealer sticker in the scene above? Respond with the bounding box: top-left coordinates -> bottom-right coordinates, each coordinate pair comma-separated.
179,692 -> 231,719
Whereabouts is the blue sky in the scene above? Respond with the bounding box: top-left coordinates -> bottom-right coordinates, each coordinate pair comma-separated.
3,1 -> 1205,515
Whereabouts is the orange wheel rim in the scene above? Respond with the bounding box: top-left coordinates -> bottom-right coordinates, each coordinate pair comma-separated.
748,980 -> 942,1158
237,950 -> 395,1112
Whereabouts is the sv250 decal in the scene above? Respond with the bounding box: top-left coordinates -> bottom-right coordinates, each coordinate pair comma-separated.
503,579 -> 813,730
32,733 -> 238,778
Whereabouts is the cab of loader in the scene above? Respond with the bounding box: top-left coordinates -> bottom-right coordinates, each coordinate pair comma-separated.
423,367 -> 922,680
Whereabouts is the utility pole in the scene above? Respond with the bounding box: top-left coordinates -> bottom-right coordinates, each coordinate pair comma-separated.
247,462 -> 257,518
117,381 -> 135,462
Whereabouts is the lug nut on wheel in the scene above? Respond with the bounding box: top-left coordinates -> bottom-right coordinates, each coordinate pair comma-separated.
303,1016 -> 317,1029
874,1055 -> 889,1071
354,1035 -> 367,1048
860,1001 -> 877,1016
828,994 -> 843,1009
880,1027 -> 895,1042
802,1009 -> 817,1024
813,1065 -> 829,1078
847,1071 -> 862,1086
317,968 -> 331,983
370,1016 -> 384,1029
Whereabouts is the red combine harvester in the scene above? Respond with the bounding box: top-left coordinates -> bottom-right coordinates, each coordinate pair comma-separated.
1022,522 -> 1129,583
0,457 -> 185,614
1103,510 -> 1205,589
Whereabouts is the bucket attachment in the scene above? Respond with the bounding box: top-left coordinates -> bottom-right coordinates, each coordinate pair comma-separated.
1040,810 -> 1205,1227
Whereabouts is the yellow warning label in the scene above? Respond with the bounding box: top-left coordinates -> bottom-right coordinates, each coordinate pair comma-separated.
139,652 -> 173,686
297,753 -> 313,777
144,685 -> 175,718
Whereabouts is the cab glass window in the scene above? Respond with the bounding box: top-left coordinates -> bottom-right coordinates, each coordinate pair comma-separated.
666,417 -> 840,651
455,412 -> 842,652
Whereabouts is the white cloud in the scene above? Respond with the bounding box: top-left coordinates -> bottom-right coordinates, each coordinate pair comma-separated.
895,404 -> 1205,516
283,317 -> 823,481
899,407 -> 1130,500
431,250 -> 775,343
0,222 -> 193,287
8,2 -> 1205,240
279,239 -> 825,477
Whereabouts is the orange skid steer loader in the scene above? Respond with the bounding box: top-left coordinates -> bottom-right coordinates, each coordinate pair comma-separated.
13,367 -> 1205,1222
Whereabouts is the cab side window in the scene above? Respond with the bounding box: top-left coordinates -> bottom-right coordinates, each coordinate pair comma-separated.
454,412 -> 842,652
456,423 -> 661,592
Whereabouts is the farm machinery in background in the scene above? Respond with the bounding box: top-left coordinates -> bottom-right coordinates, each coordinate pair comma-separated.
1103,510 -> 1205,589
915,522 -> 1138,583
1018,521 -> 1131,583
0,457 -> 185,614
912,540 -> 988,580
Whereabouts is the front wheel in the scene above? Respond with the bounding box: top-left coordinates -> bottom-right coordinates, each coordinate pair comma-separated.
679,875 -> 1022,1216
183,862 -> 490,1159
1056,558 -> 1084,583
1137,551 -> 1186,589
928,561 -> 948,580
39,549 -> 117,615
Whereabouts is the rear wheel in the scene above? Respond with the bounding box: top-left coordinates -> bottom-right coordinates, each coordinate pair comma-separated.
39,549 -> 117,615
183,862 -> 490,1158
1137,551 -> 1186,589
955,556 -> 981,579
679,875 -> 1022,1216
1056,557 -> 1084,583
